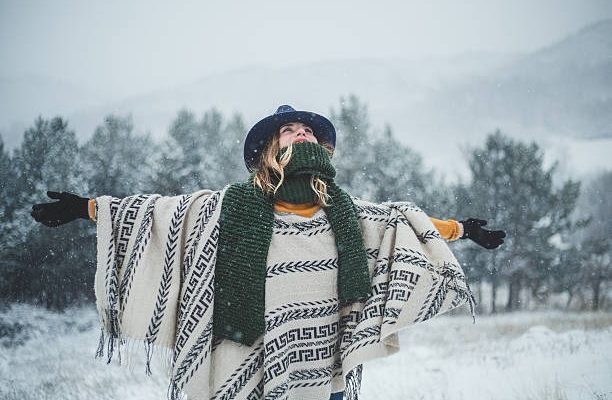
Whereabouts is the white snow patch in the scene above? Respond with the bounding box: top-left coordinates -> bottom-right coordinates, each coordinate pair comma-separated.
0,305 -> 611,399
362,312 -> 612,400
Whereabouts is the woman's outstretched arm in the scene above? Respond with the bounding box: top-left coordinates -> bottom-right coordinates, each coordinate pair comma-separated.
430,216 -> 505,249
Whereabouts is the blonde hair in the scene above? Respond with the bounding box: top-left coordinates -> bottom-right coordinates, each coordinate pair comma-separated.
252,134 -> 335,206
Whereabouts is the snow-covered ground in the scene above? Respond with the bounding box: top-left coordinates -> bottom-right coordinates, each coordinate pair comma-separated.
362,312 -> 612,400
0,304 -> 610,400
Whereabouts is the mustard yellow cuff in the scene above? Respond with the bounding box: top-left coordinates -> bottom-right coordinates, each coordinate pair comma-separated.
88,199 -> 97,223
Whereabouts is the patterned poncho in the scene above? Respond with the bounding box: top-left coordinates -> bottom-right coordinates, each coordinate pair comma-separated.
93,188 -> 475,400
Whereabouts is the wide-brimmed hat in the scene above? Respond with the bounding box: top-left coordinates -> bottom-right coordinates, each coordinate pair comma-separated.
243,105 -> 336,171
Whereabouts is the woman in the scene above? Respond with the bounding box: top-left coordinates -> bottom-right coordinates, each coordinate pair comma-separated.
31,105 -> 505,400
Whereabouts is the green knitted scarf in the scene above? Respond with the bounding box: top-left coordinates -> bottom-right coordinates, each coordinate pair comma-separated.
214,142 -> 371,345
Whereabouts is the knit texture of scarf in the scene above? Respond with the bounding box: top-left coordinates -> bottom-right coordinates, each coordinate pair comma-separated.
214,142 -> 371,346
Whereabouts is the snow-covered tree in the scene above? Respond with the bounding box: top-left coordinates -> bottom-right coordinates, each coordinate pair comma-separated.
197,109 -> 246,188
369,126 -> 454,215
456,131 -> 581,312
81,114 -> 155,197
2,117 -> 91,309
149,108 -> 246,195
12,117 -> 84,240
0,135 -> 18,245
216,112 -> 248,184
148,109 -> 198,194
574,171 -> 612,310
330,95 -> 453,214
330,95 -> 375,198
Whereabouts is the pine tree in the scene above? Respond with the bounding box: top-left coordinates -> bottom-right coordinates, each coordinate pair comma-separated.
149,108 -> 247,195
330,95 -> 375,198
456,131 -> 581,312
216,112 -> 248,184
0,135 -> 19,246
148,109 -> 197,194
81,114 -> 156,197
198,109 -> 246,188
574,171 -> 612,310
3,117 -> 92,309
369,126 -> 453,214
330,95 -> 453,214
12,117 -> 84,241
0,135 -> 21,298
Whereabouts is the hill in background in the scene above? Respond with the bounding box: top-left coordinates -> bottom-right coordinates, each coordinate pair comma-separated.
1,19 -> 610,180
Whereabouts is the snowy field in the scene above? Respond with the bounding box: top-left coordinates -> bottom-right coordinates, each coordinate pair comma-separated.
0,304 -> 611,400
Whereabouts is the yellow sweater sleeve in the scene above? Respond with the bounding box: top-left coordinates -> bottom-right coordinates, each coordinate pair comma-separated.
430,217 -> 463,241
88,198 -> 97,223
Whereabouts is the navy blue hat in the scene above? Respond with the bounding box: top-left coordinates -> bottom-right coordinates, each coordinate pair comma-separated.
244,105 -> 336,171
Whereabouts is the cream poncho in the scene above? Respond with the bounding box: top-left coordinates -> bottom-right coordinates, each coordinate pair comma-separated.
93,188 -> 474,400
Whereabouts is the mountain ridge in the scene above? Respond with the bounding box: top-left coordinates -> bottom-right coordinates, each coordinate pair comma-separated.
1,19 -> 610,180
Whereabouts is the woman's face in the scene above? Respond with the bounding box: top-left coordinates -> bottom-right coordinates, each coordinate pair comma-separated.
278,122 -> 318,148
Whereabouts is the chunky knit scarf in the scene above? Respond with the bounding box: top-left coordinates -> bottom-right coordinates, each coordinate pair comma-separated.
214,142 -> 371,345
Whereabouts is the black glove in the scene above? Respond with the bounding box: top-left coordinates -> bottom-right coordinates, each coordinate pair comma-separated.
460,218 -> 506,249
30,191 -> 90,227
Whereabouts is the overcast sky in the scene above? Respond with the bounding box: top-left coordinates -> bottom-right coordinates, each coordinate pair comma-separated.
2,0 -> 611,100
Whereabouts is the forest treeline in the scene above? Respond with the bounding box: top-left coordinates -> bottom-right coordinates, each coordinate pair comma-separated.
0,95 -> 610,313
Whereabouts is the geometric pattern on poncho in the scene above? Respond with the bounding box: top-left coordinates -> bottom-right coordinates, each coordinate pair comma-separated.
93,188 -> 475,400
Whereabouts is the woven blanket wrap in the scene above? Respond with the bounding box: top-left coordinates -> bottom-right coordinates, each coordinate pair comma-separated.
93,188 -> 475,400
